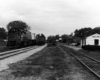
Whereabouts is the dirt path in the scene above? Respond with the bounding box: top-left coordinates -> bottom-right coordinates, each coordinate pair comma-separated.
65,45 -> 81,51
0,45 -> 46,71
0,46 -> 98,80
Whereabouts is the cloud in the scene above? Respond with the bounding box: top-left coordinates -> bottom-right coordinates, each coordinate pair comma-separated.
0,0 -> 100,36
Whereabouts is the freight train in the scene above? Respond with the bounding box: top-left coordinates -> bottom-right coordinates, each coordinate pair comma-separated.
36,34 -> 46,45
7,28 -> 45,48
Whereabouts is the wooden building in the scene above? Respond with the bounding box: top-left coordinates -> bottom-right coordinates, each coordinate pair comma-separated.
81,33 -> 100,47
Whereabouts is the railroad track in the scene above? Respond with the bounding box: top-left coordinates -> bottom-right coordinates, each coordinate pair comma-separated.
0,46 -> 39,60
59,45 -> 100,79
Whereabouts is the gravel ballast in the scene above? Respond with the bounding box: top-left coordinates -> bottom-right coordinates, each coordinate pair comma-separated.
0,45 -> 98,80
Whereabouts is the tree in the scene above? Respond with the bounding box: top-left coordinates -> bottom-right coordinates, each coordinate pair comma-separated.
74,27 -> 92,38
47,36 -> 56,46
7,20 -> 30,33
91,27 -> 100,34
55,34 -> 60,40
61,34 -> 69,43
47,36 -> 56,43
0,28 -> 7,39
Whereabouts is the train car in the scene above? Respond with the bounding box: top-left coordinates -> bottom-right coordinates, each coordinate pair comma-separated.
36,34 -> 46,45
7,28 -> 34,48
31,33 -> 36,45
7,28 -> 46,48
21,31 -> 32,46
7,29 -> 22,47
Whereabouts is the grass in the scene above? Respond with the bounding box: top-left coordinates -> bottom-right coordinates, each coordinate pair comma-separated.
8,46 -> 69,79
0,44 -> 98,80
78,49 -> 100,61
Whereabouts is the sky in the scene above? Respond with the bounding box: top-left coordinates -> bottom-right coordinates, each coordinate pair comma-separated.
0,0 -> 100,37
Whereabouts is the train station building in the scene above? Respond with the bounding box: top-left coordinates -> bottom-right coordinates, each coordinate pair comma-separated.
81,33 -> 100,47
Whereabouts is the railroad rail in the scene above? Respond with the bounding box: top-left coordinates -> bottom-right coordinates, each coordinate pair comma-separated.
0,46 -> 38,60
59,45 -> 100,79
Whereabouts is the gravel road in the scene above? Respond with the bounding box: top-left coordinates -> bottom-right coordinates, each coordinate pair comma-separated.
0,45 -> 46,71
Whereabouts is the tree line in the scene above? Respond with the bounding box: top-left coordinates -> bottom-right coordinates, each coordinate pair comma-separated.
1,20 -> 100,42
47,27 -> 100,45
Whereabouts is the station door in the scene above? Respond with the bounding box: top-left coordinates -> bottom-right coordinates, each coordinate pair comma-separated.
94,39 -> 99,45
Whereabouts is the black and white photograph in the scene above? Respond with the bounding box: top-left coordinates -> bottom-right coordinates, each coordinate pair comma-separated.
0,0 -> 100,80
